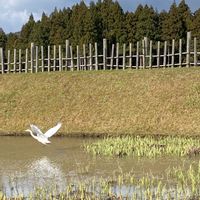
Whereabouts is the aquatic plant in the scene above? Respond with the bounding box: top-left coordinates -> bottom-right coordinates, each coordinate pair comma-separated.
84,136 -> 200,158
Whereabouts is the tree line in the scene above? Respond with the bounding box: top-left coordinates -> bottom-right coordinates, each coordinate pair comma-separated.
0,0 -> 199,52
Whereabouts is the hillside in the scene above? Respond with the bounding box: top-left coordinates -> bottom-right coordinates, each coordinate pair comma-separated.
1,68 -> 200,136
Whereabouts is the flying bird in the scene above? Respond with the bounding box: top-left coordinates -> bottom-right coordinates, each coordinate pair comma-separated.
25,123 -> 62,145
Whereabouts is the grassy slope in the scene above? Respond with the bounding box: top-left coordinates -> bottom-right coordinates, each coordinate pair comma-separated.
1,68 -> 200,136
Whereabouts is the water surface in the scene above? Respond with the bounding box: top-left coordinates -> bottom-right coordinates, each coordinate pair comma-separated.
0,137 -> 196,197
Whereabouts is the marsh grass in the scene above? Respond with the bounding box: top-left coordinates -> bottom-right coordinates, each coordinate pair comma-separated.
84,135 -> 200,158
1,162 -> 200,199
1,68 -> 200,136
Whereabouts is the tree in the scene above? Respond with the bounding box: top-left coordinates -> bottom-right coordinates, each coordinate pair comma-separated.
134,5 -> 159,41
19,14 -> 35,49
30,12 -> 51,47
6,33 -> 19,51
178,0 -> 192,32
98,0 -> 125,44
124,11 -> 136,43
192,9 -> 200,38
0,28 -> 7,49
161,2 -> 184,42
49,8 -> 72,46
70,1 -> 97,46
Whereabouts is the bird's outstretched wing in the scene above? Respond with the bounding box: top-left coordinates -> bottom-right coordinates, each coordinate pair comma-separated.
44,123 -> 62,138
30,124 -> 44,137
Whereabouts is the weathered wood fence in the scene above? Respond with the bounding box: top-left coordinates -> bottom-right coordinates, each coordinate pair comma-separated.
0,32 -> 200,74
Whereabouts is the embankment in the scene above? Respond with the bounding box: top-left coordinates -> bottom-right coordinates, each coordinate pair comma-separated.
1,68 -> 200,136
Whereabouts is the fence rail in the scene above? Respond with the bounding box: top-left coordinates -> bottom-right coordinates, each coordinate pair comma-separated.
0,32 -> 200,74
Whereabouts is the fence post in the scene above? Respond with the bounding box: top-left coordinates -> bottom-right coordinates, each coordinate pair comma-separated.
89,43 -> 92,70
116,43 -> 119,70
25,49 -> 28,73
65,40 -> 69,71
47,46 -> 50,72
163,41 -> 167,68
194,37 -> 197,67
179,39 -> 182,68
172,39 -> 175,68
129,43 -> 132,68
35,46 -> 38,73
7,50 -> 10,73
41,46 -> 44,72
13,49 -> 16,73
77,45 -> 80,71
30,42 -> 34,73
70,45 -> 74,71
103,38 -> 107,70
142,39 -> 146,69
0,48 -> 4,74
53,45 -> 56,71
157,41 -> 160,68
186,31 -> 191,67
136,41 -> 139,69
149,40 -> 152,68
95,42 -> 98,70
59,45 -> 62,71
110,44 -> 114,70
83,44 -> 86,70
19,49 -> 22,73
123,43 -> 126,70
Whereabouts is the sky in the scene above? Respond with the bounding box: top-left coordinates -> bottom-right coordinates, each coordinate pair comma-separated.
0,0 -> 200,34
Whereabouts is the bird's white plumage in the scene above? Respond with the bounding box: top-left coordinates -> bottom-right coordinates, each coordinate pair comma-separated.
44,122 -> 62,138
26,123 -> 62,145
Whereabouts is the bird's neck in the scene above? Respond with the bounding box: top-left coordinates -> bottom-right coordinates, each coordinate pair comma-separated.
27,129 -> 37,140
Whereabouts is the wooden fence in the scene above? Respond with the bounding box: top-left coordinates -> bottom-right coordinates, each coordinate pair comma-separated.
0,32 -> 200,74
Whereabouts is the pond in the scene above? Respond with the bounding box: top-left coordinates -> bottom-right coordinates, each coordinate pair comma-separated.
0,137 -> 199,199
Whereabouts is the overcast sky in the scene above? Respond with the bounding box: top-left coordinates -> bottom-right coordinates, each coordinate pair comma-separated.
0,0 -> 200,33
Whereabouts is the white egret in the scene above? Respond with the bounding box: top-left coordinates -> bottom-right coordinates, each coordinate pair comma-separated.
25,123 -> 62,145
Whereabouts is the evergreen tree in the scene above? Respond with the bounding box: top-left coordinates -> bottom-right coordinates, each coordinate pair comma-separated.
178,0 -> 192,32
6,33 -> 19,51
192,9 -> 200,38
49,8 -> 71,46
30,12 -> 51,47
134,5 -> 159,41
19,14 -> 35,49
70,1 -> 97,46
0,28 -> 7,49
161,2 -> 183,41
124,11 -> 136,43
99,0 -> 125,44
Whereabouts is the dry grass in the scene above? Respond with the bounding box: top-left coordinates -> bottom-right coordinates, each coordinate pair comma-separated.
1,68 -> 200,136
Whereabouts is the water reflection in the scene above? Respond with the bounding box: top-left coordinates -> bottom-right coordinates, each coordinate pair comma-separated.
1,156 -> 66,197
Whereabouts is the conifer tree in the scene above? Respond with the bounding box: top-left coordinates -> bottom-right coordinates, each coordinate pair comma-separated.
49,8 -> 66,46
192,9 -> 200,38
31,12 -> 51,47
178,0 -> 192,32
6,33 -> 19,51
134,4 -> 159,41
161,2 -> 183,41
98,0 -> 125,44
70,1 -> 97,46
124,12 -> 136,43
0,28 -> 7,49
19,14 -> 35,49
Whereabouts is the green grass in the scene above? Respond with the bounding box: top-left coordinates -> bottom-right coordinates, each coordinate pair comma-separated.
1,68 -> 200,136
